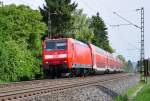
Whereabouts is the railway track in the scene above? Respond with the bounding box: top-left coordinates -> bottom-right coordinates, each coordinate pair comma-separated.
0,73 -> 131,101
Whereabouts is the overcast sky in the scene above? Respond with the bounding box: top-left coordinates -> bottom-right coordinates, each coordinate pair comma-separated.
1,0 -> 149,62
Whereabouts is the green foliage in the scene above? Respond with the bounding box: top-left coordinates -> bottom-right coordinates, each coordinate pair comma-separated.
0,38 -> 33,81
114,95 -> 128,101
117,55 -> 126,63
117,55 -> 130,72
90,12 -> 113,53
117,55 -> 134,72
0,79 -> 8,84
69,10 -> 113,53
0,4 -> 47,82
72,9 -> 94,42
40,0 -> 77,36
134,78 -> 150,101
127,60 -> 134,72
125,83 -> 143,98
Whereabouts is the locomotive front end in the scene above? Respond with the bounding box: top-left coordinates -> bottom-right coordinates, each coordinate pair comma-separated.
42,39 -> 68,77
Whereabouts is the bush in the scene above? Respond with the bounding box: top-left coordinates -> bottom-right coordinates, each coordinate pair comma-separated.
0,4 -> 47,82
114,95 -> 128,101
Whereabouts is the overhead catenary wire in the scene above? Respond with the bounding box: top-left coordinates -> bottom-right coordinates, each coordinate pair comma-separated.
127,42 -> 139,50
113,12 -> 141,29
80,0 -> 97,14
110,23 -> 132,27
114,9 -> 139,13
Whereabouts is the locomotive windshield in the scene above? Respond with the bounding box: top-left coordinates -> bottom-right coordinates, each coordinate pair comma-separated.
45,40 -> 67,51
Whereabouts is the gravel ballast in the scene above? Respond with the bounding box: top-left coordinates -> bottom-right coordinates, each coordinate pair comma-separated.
20,74 -> 139,101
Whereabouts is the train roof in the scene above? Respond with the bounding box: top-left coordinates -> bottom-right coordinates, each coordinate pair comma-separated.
44,37 -> 73,40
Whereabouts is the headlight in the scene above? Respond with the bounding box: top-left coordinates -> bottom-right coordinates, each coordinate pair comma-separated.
45,55 -> 53,59
58,54 -> 67,58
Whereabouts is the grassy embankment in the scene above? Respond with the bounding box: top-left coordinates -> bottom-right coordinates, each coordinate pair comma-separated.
114,77 -> 150,101
0,80 -> 8,84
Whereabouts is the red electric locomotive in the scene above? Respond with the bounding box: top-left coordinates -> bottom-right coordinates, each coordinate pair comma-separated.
42,38 -> 123,77
42,38 -> 92,77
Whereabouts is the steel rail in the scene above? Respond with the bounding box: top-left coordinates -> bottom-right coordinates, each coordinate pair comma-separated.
0,73 -> 125,93
0,73 -> 131,101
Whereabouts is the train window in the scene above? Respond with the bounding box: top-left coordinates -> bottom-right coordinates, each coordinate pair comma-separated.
95,46 -> 106,55
74,40 -> 88,47
45,40 -> 67,51
56,43 -> 67,50
45,41 -> 55,51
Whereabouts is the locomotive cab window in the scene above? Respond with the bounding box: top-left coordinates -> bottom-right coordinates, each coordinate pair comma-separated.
45,40 -> 67,51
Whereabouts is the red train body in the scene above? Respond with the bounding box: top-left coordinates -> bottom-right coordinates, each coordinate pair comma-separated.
42,38 -> 123,77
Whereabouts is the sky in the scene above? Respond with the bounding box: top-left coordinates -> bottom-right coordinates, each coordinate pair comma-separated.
1,0 -> 149,62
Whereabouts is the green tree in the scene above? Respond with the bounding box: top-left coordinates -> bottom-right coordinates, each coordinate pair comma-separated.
90,12 -> 113,53
117,55 -> 134,72
117,55 -> 128,71
0,4 -> 47,82
72,9 -> 94,42
127,60 -> 134,72
117,55 -> 126,63
40,0 -> 77,36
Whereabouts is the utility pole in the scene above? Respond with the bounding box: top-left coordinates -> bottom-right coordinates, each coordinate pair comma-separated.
48,12 -> 57,38
48,12 -> 51,38
136,8 -> 146,83
112,8 -> 147,83
0,1 -> 3,7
